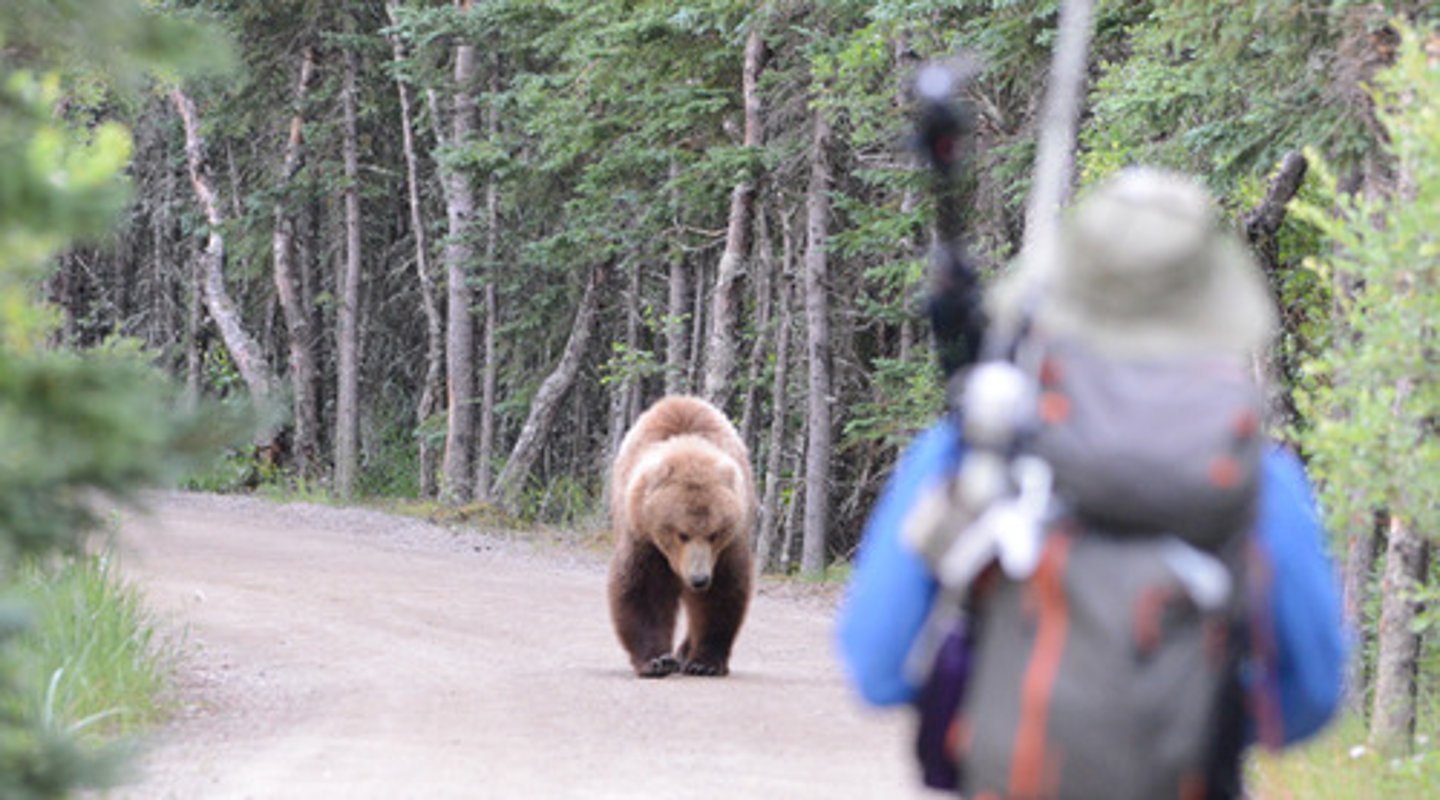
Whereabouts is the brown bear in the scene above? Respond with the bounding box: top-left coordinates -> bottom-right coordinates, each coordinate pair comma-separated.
608,395 -> 756,678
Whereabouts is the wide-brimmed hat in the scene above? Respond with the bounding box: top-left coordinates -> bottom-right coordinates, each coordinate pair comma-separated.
988,168 -> 1276,359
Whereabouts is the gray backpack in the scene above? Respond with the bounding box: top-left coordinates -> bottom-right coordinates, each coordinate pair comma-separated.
907,336 -> 1264,799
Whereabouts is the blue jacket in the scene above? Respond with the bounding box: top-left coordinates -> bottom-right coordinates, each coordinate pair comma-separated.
836,419 -> 1347,746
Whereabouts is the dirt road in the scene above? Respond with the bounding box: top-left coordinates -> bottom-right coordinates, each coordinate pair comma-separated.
107,493 -> 925,799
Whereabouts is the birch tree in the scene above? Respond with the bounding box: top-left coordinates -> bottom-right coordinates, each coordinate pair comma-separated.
334,21 -> 364,498
701,25 -> 768,409
170,87 -> 277,419
799,95 -> 834,578
494,265 -> 608,513
385,2 -> 444,498
271,46 -> 319,479
438,0 -> 479,503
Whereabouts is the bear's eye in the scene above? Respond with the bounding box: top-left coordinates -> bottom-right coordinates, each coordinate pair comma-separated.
677,532 -> 691,543
706,532 -> 719,543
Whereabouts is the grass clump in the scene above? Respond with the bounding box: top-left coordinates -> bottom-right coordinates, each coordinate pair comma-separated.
1249,712 -> 1440,798
9,552 -> 178,742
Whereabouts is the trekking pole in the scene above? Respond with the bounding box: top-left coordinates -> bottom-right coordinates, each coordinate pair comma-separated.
1020,0 -> 1095,267
913,57 -> 986,380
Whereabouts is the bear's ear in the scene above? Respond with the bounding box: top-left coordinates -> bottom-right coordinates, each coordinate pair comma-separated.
718,459 -> 742,495
649,461 -> 674,489
632,452 -> 673,497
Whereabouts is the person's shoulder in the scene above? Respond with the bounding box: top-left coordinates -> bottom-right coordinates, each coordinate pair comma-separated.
1260,443 -> 1318,507
888,418 -> 964,481
1256,441 -> 1325,549
1261,442 -> 1306,479
904,418 -> 963,460
862,418 -> 964,513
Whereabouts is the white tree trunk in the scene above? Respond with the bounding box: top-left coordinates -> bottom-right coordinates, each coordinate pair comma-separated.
738,203 -> 775,451
170,88 -> 276,418
800,101 -> 833,578
608,259 -> 643,466
1369,514 -> 1429,752
664,159 -> 689,396
272,47 -> 319,479
702,27 -> 767,409
476,67 -> 501,503
387,3 -> 445,499
334,36 -> 364,499
494,265 -> 607,512
1022,0 -> 1094,259
1342,512 -> 1378,715
439,24 -> 478,504
756,254 -> 793,573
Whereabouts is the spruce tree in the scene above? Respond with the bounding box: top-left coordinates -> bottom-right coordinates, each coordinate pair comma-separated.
1,2 -> 230,795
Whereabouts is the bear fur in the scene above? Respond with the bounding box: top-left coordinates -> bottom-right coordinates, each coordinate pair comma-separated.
608,395 -> 756,678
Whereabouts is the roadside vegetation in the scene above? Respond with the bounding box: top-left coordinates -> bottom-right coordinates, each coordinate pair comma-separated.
10,550 -> 181,742
2,0 -> 1437,796
0,2 -> 235,795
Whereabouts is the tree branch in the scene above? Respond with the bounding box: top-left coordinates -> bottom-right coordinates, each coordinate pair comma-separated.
1244,150 -> 1309,245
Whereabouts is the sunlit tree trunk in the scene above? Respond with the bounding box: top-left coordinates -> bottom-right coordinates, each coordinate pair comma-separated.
799,99 -> 833,578
1021,0 -> 1093,258
738,203 -> 775,452
170,87 -> 276,417
608,258 -> 642,465
273,46 -> 319,480
664,162 -> 689,396
702,26 -> 767,410
334,30 -> 364,499
476,65 -> 501,503
184,239 -> 203,404
1370,514 -> 1429,752
386,3 -> 444,499
779,414 -> 806,574
494,265 -> 608,513
1342,511 -> 1379,715
688,259 -> 706,392
755,225 -> 794,573
439,6 -> 478,504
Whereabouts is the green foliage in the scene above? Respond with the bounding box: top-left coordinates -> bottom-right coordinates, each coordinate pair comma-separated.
1291,23 -> 1440,544
0,72 -> 133,324
179,445 -> 279,494
0,344 -> 232,561
601,341 -> 663,388
1,1 -> 236,795
3,0 -> 229,79
841,354 -> 945,449
1080,0 -> 1385,196
509,471 -> 598,527
357,410 -> 422,499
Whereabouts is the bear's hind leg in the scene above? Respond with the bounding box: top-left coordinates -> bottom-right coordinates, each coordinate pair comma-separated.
609,543 -> 682,677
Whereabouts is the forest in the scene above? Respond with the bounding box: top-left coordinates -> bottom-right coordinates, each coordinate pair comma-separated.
2,0 -> 1437,789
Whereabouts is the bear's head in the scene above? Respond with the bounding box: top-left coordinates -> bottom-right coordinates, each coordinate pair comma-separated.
628,438 -> 747,592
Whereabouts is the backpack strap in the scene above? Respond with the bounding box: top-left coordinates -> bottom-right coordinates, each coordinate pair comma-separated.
1200,536 -> 1260,799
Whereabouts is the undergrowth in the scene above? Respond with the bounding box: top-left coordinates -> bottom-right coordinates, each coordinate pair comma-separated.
1250,709 -> 1440,798
9,551 -> 179,742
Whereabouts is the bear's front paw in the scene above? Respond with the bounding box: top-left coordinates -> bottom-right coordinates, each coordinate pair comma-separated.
681,659 -> 728,677
637,654 -> 681,678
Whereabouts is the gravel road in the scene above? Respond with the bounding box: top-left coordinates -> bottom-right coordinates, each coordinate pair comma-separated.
103,492 -> 925,800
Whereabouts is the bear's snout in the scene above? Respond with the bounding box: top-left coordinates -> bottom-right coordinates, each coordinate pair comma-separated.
680,541 -> 715,592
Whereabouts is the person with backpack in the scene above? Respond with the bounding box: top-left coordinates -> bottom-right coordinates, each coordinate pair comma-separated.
836,167 -> 1347,799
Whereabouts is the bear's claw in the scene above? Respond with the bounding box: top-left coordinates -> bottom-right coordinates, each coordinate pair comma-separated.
637,654 -> 681,677
681,660 -> 728,677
